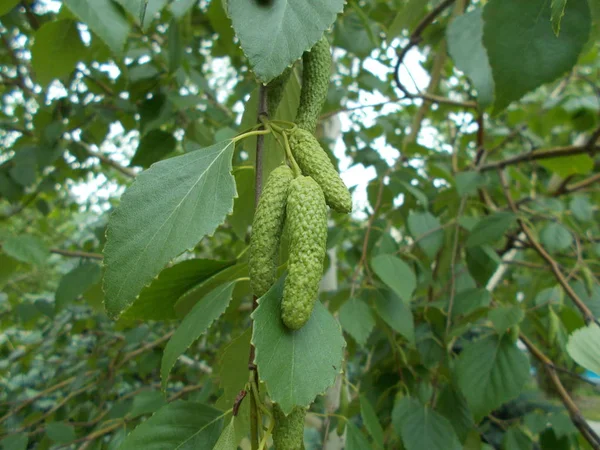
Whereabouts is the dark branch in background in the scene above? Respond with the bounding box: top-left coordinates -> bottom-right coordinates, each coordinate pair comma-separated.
478,139 -> 600,172
78,141 -> 136,178
392,0 -> 477,110
247,84 -> 268,450
520,333 -> 600,450
498,169 -> 598,325
50,249 -> 103,260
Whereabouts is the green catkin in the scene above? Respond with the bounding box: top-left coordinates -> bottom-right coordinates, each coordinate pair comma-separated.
288,128 -> 352,214
295,36 -> 331,133
249,165 -> 294,297
266,66 -> 293,117
282,176 -> 327,330
272,405 -> 307,450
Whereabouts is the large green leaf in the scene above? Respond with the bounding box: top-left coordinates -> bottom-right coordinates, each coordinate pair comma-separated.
161,281 -> 237,389
360,396 -> 384,449
371,254 -> 416,303
64,0 -> 130,55
55,262 -> 102,311
213,417 -> 238,450
103,140 -> 237,319
45,422 -> 76,444
373,289 -> 415,344
121,258 -> 234,321
489,306 -> 524,334
0,0 -> 19,16
466,212 -> 515,248
539,154 -> 594,177
407,211 -> 444,259
2,235 -> 48,265
228,0 -> 345,83
338,296 -> 375,346
252,276 -> 345,414
345,421 -> 371,450
0,433 -> 27,450
31,20 -> 87,86
502,427 -> 533,450
447,9 -> 494,108
456,335 -> 530,420
566,324 -> 600,374
131,130 -> 177,168
482,0 -> 591,113
119,401 -> 223,449
540,222 -> 573,253
174,263 -> 249,317
392,397 -> 461,450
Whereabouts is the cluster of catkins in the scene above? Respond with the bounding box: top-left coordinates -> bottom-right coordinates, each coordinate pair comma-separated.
248,35 -> 351,450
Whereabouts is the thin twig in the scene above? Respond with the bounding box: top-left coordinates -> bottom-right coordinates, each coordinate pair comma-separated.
520,333 -> 600,449
498,169 -> 597,325
50,249 -> 103,260
479,143 -> 600,172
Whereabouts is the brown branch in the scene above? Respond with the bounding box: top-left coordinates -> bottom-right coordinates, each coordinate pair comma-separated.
520,333 -> 600,449
248,84 -> 268,450
50,249 -> 103,260
116,331 -> 175,369
79,142 -> 136,178
498,169 -> 597,325
479,143 -> 600,172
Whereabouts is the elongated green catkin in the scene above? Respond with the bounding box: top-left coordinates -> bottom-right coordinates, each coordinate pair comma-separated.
295,36 -> 331,133
282,176 -> 327,330
272,404 -> 306,450
288,128 -> 352,214
249,165 -> 294,297
267,66 -> 292,117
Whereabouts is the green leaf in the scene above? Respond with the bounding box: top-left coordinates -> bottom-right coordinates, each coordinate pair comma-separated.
103,140 -> 237,319
161,281 -> 237,389
174,263 -> 249,317
539,154 -> 594,177
540,222 -> 572,253
0,0 -> 19,16
228,0 -> 344,83
345,421 -> 371,450
338,296 -> 374,347
115,0 -> 169,29
466,212 -> 516,248
360,396 -> 384,449
452,288 -> 491,318
436,385 -> 474,442
392,397 -> 461,450
251,276 -> 345,415
489,306 -> 524,334
170,0 -> 196,18
466,245 -> 500,286
407,211 -> 444,259
45,422 -> 75,444
456,335 -> 530,420
551,0 -> 568,36
482,0 -> 591,113
213,417 -> 238,450
55,262 -> 102,311
2,235 -> 48,265
31,20 -> 87,86
447,9 -> 494,108
373,289 -> 415,344
229,166 -> 255,240
371,254 -> 416,303
566,323 -> 600,374
0,433 -> 27,450
502,427 -> 533,450
131,130 -> 177,168
122,259 -> 234,321
217,329 -> 252,407
129,391 -> 167,418
119,401 -> 223,449
64,0 -> 130,55
570,195 -> 593,222
455,171 -> 486,197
